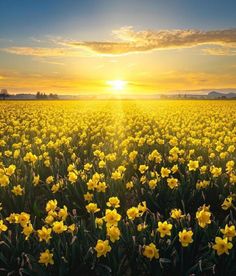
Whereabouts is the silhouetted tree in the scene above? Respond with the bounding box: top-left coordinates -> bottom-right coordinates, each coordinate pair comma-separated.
36,91 -> 41,99
0,89 -> 9,100
36,91 -> 58,100
49,93 -> 58,99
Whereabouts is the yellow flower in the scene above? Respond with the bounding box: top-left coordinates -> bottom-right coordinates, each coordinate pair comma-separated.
107,226 -> 121,243
68,171 -> 78,183
221,196 -> 233,210
94,239 -> 111,257
230,173 -> 236,184
11,185 -> 24,196
220,151 -> 228,159
58,205 -> 68,221
209,152 -> 215,159
51,183 -> 60,193
86,203 -> 100,213
22,223 -> 34,240
210,166 -> 222,177
220,153 -> 227,160
5,165 -> 16,176
196,205 -> 211,228
196,180 -> 210,190
39,249 -> 54,266
200,165 -> 207,174
148,179 -> 158,189
44,159 -> 50,167
84,192 -> 94,202
129,150 -> 138,162
143,243 -> 159,260
127,207 -> 139,220
104,209 -> 121,227
213,237 -> 233,256
228,145 -> 235,153
188,160 -> 199,171
23,152 -> 37,164
4,150 -> 12,157
171,164 -> 179,173
157,221 -> 172,238
220,225 -> 236,241
106,153 -> 117,162
95,217 -> 104,229
139,177 -> 147,185
160,167 -> 171,178
126,181 -> 134,190
17,212 -> 30,227
106,197 -> 120,208
148,150 -> 162,163
13,149 -> 20,159
137,223 -> 147,232
98,160 -> 106,169
6,213 -> 18,224
84,163 -> 93,171
45,214 -> 54,225
0,220 -> 8,232
52,221 -> 67,234
67,164 -> 76,172
139,165 -> 149,174
0,174 -> 10,187
33,175 -> 40,186
138,201 -> 147,215
170,209 -> 184,220
150,171 -> 159,178
46,176 -> 54,185
226,160 -> 234,173
96,181 -> 107,192
87,178 -> 98,191
68,223 -> 76,234
46,199 -> 57,212
167,177 -> 178,189
48,210 -> 58,218
117,165 -> 126,174
179,229 -> 193,247
37,226 -> 52,243
111,170 -> 122,180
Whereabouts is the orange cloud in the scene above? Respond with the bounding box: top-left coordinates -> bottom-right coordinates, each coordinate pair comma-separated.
68,26 -> 236,55
3,27 -> 236,57
2,47 -> 67,57
1,47 -> 91,57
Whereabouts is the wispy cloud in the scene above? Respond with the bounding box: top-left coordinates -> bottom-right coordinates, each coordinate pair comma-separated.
2,27 -> 236,58
1,46 -> 92,57
33,57 -> 65,66
202,46 -> 236,56
1,47 -> 73,57
68,26 -> 236,55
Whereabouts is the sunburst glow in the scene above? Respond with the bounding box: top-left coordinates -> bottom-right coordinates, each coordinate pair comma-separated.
107,80 -> 127,91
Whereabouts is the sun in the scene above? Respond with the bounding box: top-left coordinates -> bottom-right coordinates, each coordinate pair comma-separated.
107,80 -> 127,91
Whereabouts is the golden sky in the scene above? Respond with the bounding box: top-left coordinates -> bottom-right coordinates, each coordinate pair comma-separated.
0,1 -> 236,95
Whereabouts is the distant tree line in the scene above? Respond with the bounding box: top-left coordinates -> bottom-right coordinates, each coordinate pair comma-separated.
0,89 -> 9,100
36,92 -> 58,99
0,89 -> 59,100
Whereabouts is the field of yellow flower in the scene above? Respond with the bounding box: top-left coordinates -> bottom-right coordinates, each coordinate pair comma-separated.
0,100 -> 236,275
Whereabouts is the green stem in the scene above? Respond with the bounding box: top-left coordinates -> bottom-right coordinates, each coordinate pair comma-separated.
181,247 -> 184,276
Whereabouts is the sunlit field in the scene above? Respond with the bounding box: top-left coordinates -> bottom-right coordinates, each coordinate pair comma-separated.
0,100 -> 236,275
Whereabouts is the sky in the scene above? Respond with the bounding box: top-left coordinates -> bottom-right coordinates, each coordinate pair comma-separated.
0,0 -> 236,95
